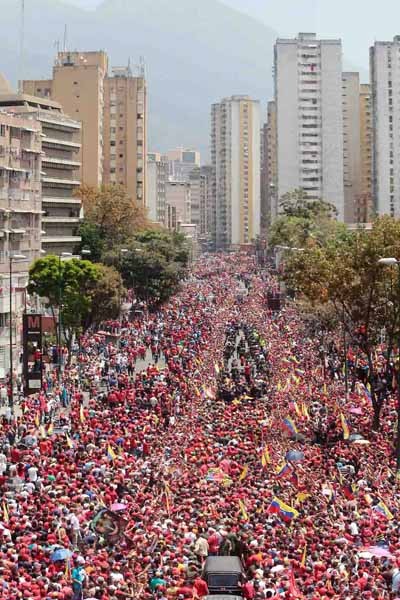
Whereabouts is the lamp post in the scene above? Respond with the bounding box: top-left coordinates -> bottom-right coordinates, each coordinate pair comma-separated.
378,257 -> 400,473
57,252 -> 72,383
8,253 -> 26,416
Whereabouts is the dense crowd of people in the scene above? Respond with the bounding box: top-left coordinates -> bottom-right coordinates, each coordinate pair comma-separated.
1,254 -> 400,599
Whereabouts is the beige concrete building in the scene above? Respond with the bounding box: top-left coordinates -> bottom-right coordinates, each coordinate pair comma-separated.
358,83 -> 374,223
23,51 -> 108,188
103,66 -> 147,203
342,72 -> 362,223
0,93 -> 82,255
165,181 -> 191,225
166,148 -> 201,182
211,95 -> 261,250
189,165 -> 213,248
0,110 -> 42,376
261,101 -> 277,227
23,53 -> 147,205
147,152 -> 168,225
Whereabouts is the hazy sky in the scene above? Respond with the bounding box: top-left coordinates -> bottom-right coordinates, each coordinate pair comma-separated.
67,0 -> 400,73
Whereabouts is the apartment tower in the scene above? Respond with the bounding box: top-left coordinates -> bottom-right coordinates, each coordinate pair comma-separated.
23,51 -> 108,188
357,83 -> 373,222
23,52 -> 147,205
260,101 -> 277,228
274,33 -> 344,220
211,95 -> 261,250
103,66 -> 147,204
370,37 -> 400,216
342,72 -> 362,223
0,92 -> 82,255
147,152 -> 168,225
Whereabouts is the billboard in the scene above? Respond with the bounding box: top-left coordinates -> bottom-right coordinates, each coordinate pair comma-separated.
23,314 -> 43,395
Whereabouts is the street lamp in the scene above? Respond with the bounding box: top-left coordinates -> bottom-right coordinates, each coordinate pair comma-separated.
57,252 -> 72,382
9,253 -> 26,416
378,257 -> 400,473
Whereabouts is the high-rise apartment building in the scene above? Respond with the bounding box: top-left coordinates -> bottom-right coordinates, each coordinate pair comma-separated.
166,148 -> 201,182
147,152 -> 168,225
260,101 -> 277,228
23,52 -> 147,205
23,51 -> 108,188
274,33 -> 344,220
342,72 -> 362,223
370,37 -> 400,216
358,83 -> 373,222
189,165 -> 212,241
103,66 -> 147,203
211,95 -> 261,250
0,110 -> 42,375
0,92 -> 82,255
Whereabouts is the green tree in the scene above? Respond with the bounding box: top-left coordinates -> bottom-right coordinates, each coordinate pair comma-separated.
85,264 -> 125,328
28,256 -> 101,351
269,190 -> 347,249
75,184 -> 150,250
75,220 -> 105,262
120,229 -> 189,306
283,216 -> 400,430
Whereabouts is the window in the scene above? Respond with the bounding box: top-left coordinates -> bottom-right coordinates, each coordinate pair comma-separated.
0,125 -> 5,137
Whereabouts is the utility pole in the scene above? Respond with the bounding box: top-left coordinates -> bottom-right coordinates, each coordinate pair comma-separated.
18,0 -> 25,94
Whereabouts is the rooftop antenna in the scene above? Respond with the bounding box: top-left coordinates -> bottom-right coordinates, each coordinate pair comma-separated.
139,56 -> 146,78
63,25 -> 68,53
18,0 -> 25,94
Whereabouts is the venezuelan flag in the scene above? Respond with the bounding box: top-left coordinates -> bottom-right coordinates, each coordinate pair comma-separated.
2,501 -> 9,523
47,423 -> 54,436
282,417 -> 298,436
302,403 -> 309,420
340,413 -> 350,440
373,500 -> 394,520
66,434 -> 74,449
267,497 -> 299,521
107,444 -> 117,461
363,383 -> 372,403
79,405 -> 85,423
276,463 -> 291,479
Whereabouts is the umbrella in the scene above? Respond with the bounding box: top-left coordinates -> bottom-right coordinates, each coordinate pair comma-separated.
286,450 -> 305,462
51,548 -> 71,562
361,546 -> 394,559
111,503 -> 128,512
349,433 -> 364,441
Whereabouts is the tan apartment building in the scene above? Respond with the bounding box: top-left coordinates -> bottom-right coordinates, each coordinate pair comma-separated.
358,83 -> 373,223
165,181 -> 191,225
23,52 -> 147,205
0,109 -> 42,376
23,51 -> 107,188
211,95 -> 261,250
0,92 -> 82,255
103,66 -> 147,203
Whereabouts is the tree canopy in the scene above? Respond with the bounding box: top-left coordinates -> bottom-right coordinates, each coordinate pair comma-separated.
269,189 -> 348,249
282,216 -> 400,429
28,256 -> 123,349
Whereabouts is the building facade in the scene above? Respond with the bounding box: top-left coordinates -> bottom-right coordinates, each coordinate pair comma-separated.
274,33 -> 344,220
23,51 -> 108,188
166,148 -> 201,182
23,52 -> 147,205
0,93 -> 82,255
342,72 -> 362,223
370,37 -> 400,216
211,95 -> 261,250
103,66 -> 147,204
260,101 -> 277,228
147,152 -> 168,225
0,111 -> 42,376
357,83 -> 373,222
165,181 -> 191,225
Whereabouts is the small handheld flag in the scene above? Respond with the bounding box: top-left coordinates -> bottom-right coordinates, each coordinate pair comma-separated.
107,445 -> 117,461
261,446 -> 271,467
239,466 -> 248,482
340,413 -> 350,440
238,499 -> 249,521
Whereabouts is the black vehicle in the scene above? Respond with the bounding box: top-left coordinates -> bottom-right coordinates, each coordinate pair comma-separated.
202,556 -> 245,597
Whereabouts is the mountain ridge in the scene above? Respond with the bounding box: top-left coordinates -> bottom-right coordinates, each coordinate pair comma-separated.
0,0 -> 277,157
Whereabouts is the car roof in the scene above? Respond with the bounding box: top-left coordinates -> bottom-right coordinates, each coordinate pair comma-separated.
203,556 -> 244,573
